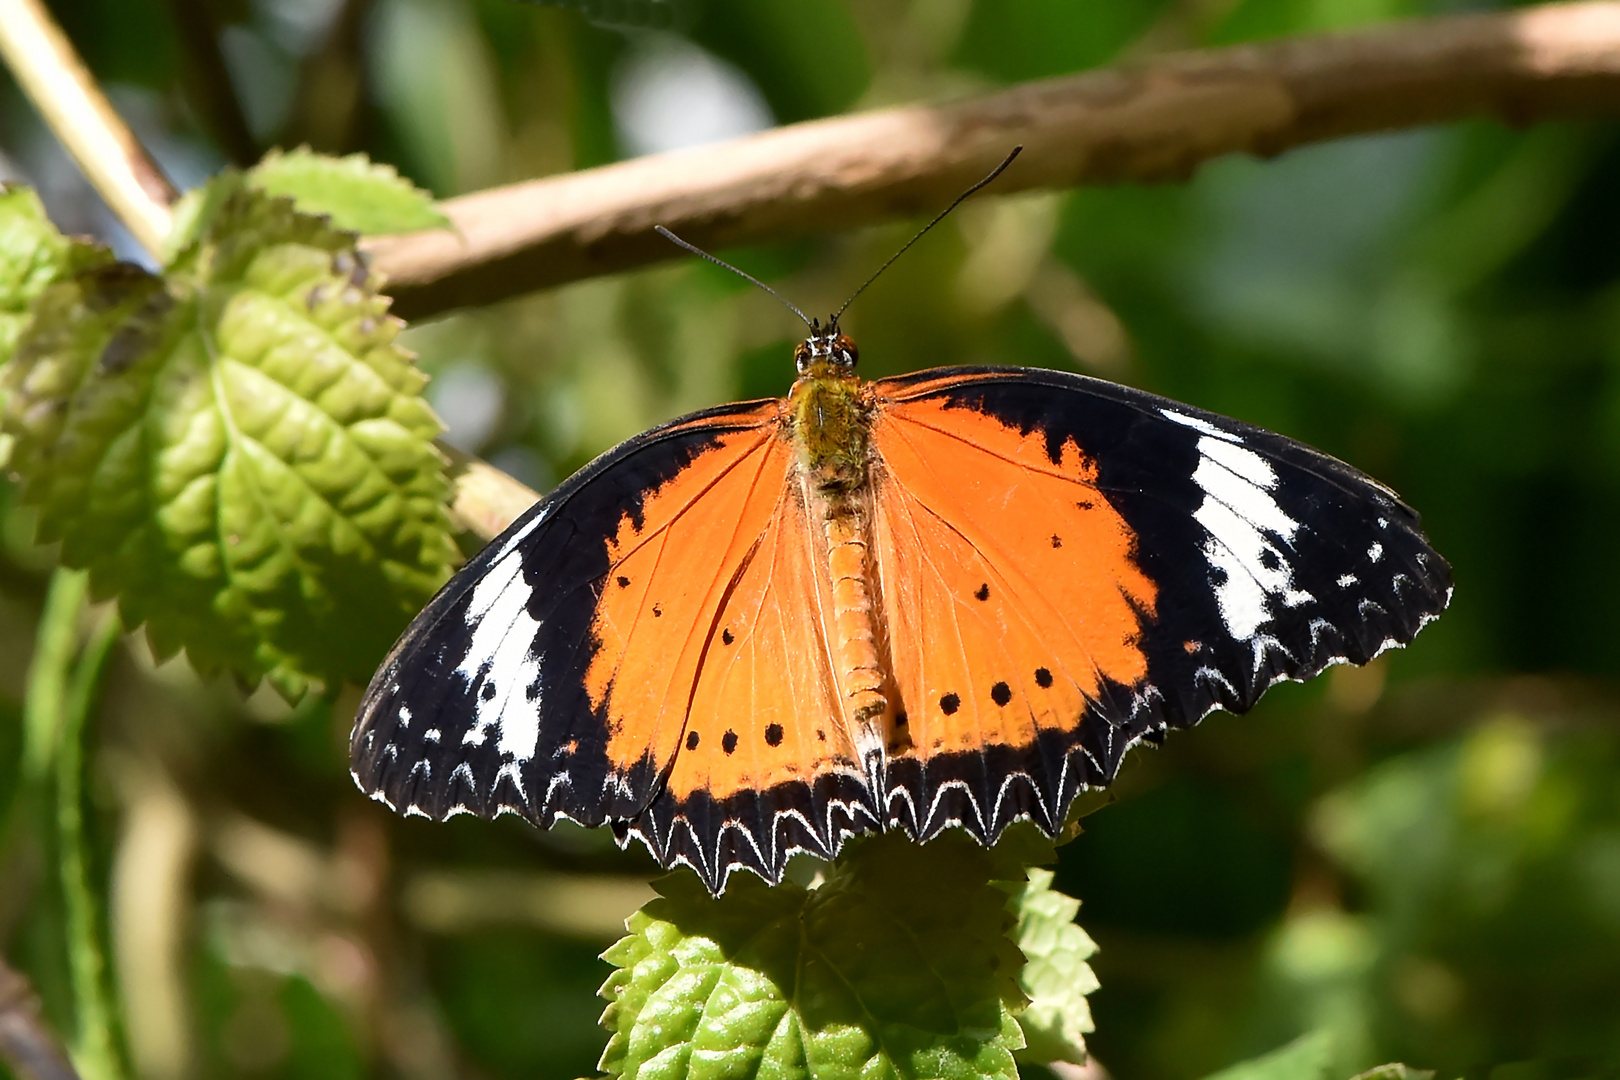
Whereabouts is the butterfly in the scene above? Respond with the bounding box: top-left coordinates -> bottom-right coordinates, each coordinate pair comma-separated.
349,156 -> 1450,894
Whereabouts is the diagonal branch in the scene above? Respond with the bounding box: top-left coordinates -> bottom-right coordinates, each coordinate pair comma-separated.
368,0 -> 1620,320
0,0 -> 177,253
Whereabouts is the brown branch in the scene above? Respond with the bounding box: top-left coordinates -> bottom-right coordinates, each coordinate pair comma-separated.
369,0 -> 1620,321
0,958 -> 80,1080
0,0 -> 177,253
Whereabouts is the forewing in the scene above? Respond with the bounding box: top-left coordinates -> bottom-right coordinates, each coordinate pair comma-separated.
868,366 -> 1450,839
350,398 -> 789,831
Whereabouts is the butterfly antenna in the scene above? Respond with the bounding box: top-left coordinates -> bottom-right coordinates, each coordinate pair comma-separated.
830,145 -> 1023,327
654,225 -> 816,331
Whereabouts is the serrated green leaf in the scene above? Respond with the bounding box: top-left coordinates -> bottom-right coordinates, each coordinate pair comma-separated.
248,148 -> 451,236
162,180 -> 235,267
600,831 -> 1028,1080
1005,868 -> 1097,1066
1200,1030 -> 1336,1080
0,185 -> 109,366
2,182 -> 455,696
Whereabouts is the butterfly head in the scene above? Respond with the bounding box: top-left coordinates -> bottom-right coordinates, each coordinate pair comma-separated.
795,318 -> 859,376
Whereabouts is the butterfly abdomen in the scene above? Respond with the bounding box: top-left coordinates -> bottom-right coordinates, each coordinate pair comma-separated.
789,371 -> 891,773
821,503 -> 886,725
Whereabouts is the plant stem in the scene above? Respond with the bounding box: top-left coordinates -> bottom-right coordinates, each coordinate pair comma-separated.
26,571 -> 124,1080
56,612 -> 122,1080
0,0 -> 176,254
21,570 -> 89,784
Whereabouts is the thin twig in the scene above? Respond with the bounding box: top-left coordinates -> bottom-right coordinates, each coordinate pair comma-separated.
0,0 -> 176,252
438,442 -> 540,540
0,958 -> 81,1080
367,0 -> 1620,320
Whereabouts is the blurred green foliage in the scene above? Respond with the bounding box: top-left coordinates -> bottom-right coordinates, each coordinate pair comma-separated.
1,0 -> 1618,1078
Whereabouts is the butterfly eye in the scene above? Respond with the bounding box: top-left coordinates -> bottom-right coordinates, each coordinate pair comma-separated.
793,340 -> 813,373
836,334 -> 858,368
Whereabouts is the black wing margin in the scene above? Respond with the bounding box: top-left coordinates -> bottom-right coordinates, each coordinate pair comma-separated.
348,399 -> 782,831
876,366 -> 1452,783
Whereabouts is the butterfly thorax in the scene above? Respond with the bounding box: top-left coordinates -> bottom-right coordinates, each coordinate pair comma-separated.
790,327 -> 868,492
789,370 -> 869,492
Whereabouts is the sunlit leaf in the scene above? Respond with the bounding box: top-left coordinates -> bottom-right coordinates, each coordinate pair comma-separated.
0,185 -> 108,367
2,180 -> 455,696
1006,867 -> 1097,1065
247,147 -> 451,236
600,831 -> 1028,1080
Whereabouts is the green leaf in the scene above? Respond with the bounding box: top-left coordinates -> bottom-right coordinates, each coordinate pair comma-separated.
1200,1030 -> 1336,1080
600,830 -> 1028,1080
1349,1066 -> 1436,1080
1005,868 -> 1097,1065
2,180 -> 456,696
248,148 -> 451,236
0,186 -> 108,367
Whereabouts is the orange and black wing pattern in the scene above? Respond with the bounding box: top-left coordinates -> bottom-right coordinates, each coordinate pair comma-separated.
350,397 -> 874,888
866,367 -> 1450,845
353,363 -> 1449,894
352,398 -> 799,834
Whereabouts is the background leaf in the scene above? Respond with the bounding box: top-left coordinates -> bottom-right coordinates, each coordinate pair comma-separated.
1349,1065 -> 1436,1080
246,148 -> 450,236
1200,1030 -> 1336,1080
1,181 -> 455,696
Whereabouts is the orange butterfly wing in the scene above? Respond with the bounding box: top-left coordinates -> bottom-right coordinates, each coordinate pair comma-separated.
354,395 -> 869,889
353,399 -> 799,833
869,380 -> 1158,840
355,361 -> 1449,894
866,366 -> 1450,846
627,470 -> 876,885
